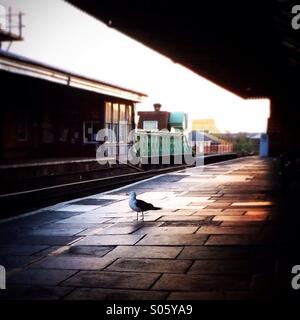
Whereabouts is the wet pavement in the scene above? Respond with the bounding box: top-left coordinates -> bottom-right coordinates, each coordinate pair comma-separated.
0,156 -> 285,300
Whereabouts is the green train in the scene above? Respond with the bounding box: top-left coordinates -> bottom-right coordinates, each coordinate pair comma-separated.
135,129 -> 192,164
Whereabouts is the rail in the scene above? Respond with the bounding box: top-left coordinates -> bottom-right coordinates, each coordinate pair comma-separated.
0,154 -> 238,218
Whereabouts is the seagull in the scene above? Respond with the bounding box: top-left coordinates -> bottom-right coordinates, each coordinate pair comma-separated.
128,192 -> 161,220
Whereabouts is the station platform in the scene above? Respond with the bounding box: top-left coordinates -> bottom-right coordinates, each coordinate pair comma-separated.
0,156 -> 291,300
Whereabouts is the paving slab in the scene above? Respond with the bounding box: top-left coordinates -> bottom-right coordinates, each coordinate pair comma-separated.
0,255 -> 39,268
107,245 -> 183,259
76,225 -> 115,236
33,245 -> 69,256
213,215 -> 267,222
0,244 -> 49,256
157,215 -> 210,221
188,259 -> 274,275
220,221 -> 266,227
74,234 -> 144,246
56,205 -> 100,212
196,226 -> 260,235
28,227 -> 86,236
134,226 -> 198,235
152,274 -> 250,291
2,210 -> 81,228
67,245 -> 115,257
178,246 -> 250,260
231,201 -> 273,207
161,220 -> 217,227
62,271 -> 160,289
106,258 -> 192,273
193,210 -> 245,216
0,235 -> 79,246
205,235 -> 264,246
29,255 -> 115,270
8,269 -> 77,286
137,234 -> 208,246
71,199 -> 114,206
97,225 -> 142,235
58,216 -> 110,224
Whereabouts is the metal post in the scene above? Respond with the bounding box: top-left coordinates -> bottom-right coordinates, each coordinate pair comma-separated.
8,7 -> 12,33
19,12 -> 22,38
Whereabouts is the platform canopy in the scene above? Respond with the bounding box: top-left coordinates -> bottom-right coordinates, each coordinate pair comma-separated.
67,0 -> 300,99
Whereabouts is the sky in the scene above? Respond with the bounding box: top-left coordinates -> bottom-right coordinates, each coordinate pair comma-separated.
0,0 -> 270,133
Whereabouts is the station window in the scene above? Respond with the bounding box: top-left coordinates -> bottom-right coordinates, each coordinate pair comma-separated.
119,104 -> 127,143
104,102 -> 134,143
127,105 -> 133,124
112,103 -> 119,123
120,104 -> 126,121
119,123 -> 127,143
105,102 -> 112,123
105,102 -> 113,142
83,121 -> 102,143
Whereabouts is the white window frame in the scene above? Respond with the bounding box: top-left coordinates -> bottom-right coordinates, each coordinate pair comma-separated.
143,120 -> 158,130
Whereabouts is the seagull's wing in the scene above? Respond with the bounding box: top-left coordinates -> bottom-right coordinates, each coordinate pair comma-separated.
135,199 -> 153,211
136,199 -> 161,211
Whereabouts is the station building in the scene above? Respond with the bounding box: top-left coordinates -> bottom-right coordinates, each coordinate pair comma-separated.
0,50 -> 146,161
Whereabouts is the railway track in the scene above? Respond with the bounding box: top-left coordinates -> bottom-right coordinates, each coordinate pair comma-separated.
0,164 -> 190,218
0,153 -> 237,218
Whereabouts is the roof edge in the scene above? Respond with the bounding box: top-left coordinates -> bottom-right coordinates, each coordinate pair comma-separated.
0,49 -> 148,102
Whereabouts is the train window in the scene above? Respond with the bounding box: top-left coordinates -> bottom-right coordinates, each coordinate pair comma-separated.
143,121 -> 158,130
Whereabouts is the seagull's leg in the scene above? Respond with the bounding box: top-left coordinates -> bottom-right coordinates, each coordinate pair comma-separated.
142,211 -> 144,220
136,211 -> 138,220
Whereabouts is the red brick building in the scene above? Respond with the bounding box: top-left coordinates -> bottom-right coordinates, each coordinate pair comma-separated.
137,103 -> 188,132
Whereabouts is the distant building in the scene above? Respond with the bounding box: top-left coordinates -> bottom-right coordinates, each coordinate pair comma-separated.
189,131 -> 233,155
192,119 -> 219,134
